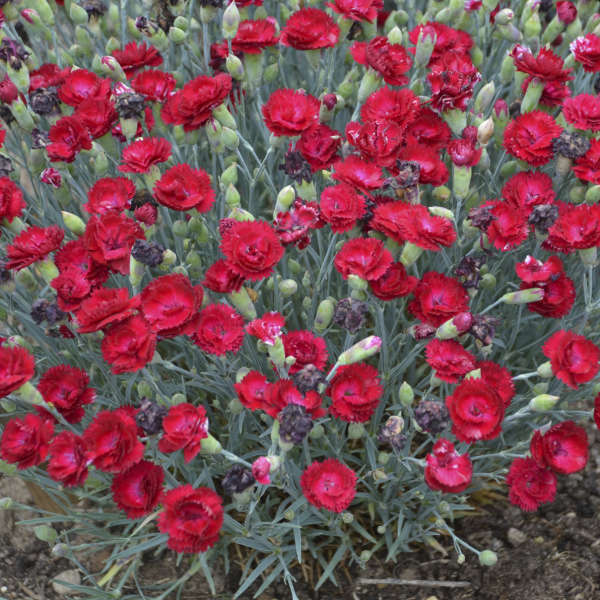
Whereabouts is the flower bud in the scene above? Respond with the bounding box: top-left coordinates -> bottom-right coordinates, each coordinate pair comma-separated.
452,166 -> 471,200
34,525 -> 58,544
221,126 -> 239,150
357,70 -> 382,103
213,103 -> 237,130
532,382 -> 549,395
529,394 -> 560,412
477,118 -> 494,146
436,312 -> 473,340
61,211 -> 86,235
524,12 -> 541,40
169,26 -> 187,44
273,185 -> 295,218
35,259 -> 59,284
399,381 -> 414,406
199,434 -> 222,455
428,206 -> 454,220
228,207 -> 254,222
400,241 -> 423,267
222,2 -> 240,39
341,511 -> 354,523
335,336 -> 382,367
348,423 -> 365,439
495,8 -> 513,25
415,29 -> 436,67
501,288 -> 544,304
474,82 -> 496,114
348,274 -> 368,291
0,497 -> 14,509
500,53 -> 515,84
585,185 -> 600,204
228,287 -> 257,320
278,279 -> 298,297
521,78 -> 543,113
69,3 -> 88,24
579,247 -> 597,267
226,54 -> 244,80
220,162 -> 238,188
387,26 -> 403,44
479,550 -> 498,566
10,98 -> 35,131
432,186 -> 451,203
225,184 -> 241,208
314,298 -> 335,332
264,62 -> 279,83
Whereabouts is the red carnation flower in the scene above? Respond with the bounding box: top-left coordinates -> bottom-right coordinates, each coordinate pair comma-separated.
0,413 -> 54,469
140,274 -> 203,338
157,485 -> 223,553
506,457 -> 556,511
346,119 -> 404,168
447,129 -> 482,167
84,177 -> 136,215
101,315 -> 157,374
531,421 -> 588,475
573,139 -> 600,185
395,204 -> 456,251
542,330 -> 600,389
408,22 -> 473,66
445,378 -> 505,443
295,123 -> 342,171
83,408 -> 144,473
112,42 -> 162,79
327,363 -> 383,422
5,225 -> 64,271
263,379 -> 325,419
427,53 -> 480,112
544,202 -> 600,251
334,237 -> 393,282
47,431 -> 89,487
478,360 -> 515,407
234,370 -> 269,412
501,171 -> 555,214
130,69 -> 176,102
84,211 -> 145,275
563,94 -> 600,132
424,438 -> 472,494
397,144 -> 449,186
404,107 -> 451,150
75,97 -> 118,139
220,220 -> 284,281
46,115 -> 93,163
408,272 -> 469,328
37,365 -> 95,424
111,460 -> 164,518
0,176 -> 25,223
369,261 -> 418,300
319,183 -> 366,233
326,0 -> 383,22
484,200 -> 529,252
0,345 -> 35,398
119,137 -> 172,173
273,199 -> 322,249
503,111 -> 562,166
300,458 -> 357,512
229,18 -> 280,54
158,403 -> 209,463
570,34 -> 600,73
153,164 -> 215,212
280,8 -> 340,49
331,155 -> 385,196
510,45 -> 573,84
29,63 -> 71,92
246,312 -> 285,345
262,88 -> 320,137
202,259 -> 245,293
58,69 -> 111,106
351,37 -> 412,86
556,0 -> 577,24
75,287 -> 140,333
191,303 -> 245,356
360,87 -> 420,128
425,339 -> 476,383
55,239 -> 109,288
282,330 -> 328,375
51,267 -> 92,312
161,73 -> 232,132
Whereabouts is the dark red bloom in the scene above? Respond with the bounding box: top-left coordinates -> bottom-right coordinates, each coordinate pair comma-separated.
83,408 -> 144,473
84,177 -> 136,215
445,378 -> 505,443
408,272 -> 469,328
483,200 -> 529,252
234,370 -> 270,412
220,220 -> 284,281
111,460 -> 164,518
510,45 -> 573,84
327,363 -> 383,422
427,53 -> 480,112
192,303 -> 245,356
409,22 -> 473,66
544,202 -> 600,251
119,137 -> 172,173
334,237 -> 393,282
563,94 -> 600,131
478,361 -> 515,407
404,107 -> 451,151
296,123 -> 342,171
29,63 -> 71,92
0,346 -> 35,398
55,239 -> 109,288
46,115 -> 93,163
58,69 -> 111,106
0,413 -> 54,469
5,225 -> 64,271
202,259 -> 245,293
263,379 -> 325,419
75,97 -> 118,139
84,211 -> 145,275
369,261 -> 418,300
570,34 -> 600,73
425,339 -> 476,383
573,139 -> 600,185
75,287 -> 140,333
319,183 -> 366,233
346,119 -> 404,168
503,111 -> 562,166
158,403 -> 209,463
397,144 -> 449,186
394,204 -> 456,250
360,87 -> 420,129
161,73 -> 232,132
351,37 -> 412,86
506,457 -> 556,511
51,267 -> 92,312
37,365 -> 95,424
300,459 -> 357,512
274,199 -> 322,249
130,69 -> 176,102
0,75 -> 18,103
282,330 -> 328,375
425,438 -> 472,493
229,18 -> 280,54
246,312 -> 285,345
153,164 -> 215,212
262,88 -> 320,137
280,8 -> 340,49
556,1 -> 577,24
531,421 -> 588,475
331,155 -> 385,195
447,131 -> 482,167
140,274 -> 203,338
501,171 -> 555,214
47,431 -> 89,487
112,42 -> 163,79
542,330 -> 600,390
0,176 -> 25,223
157,485 -> 223,553
101,314 -> 157,374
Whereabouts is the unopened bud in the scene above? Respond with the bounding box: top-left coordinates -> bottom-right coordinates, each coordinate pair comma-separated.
279,279 -> 298,297
220,162 -> 238,187
199,434 -> 222,455
314,298 -> 335,332
69,3 -> 88,24
415,29 -> 436,67
521,78 -> 543,113
34,525 -> 57,544
226,54 -> 244,80
479,550 -> 498,566
399,381 -> 414,406
348,423 -> 365,440
213,103 -> 237,130
225,184 -> 241,208
228,287 -> 257,320
500,288 -> 544,304
348,274 -> 368,291
400,241 -> 423,267
474,82 -> 496,114
477,118 -> 494,146
61,211 -> 86,235
336,336 -> 382,366
169,27 -> 187,44
579,247 -> 597,267
229,207 -> 254,222
222,1 -> 240,39
274,185 -> 295,218
0,497 -> 14,509
494,8 -> 513,25
436,312 -> 473,340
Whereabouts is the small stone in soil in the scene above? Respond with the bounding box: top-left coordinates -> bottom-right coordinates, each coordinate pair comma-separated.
507,527 -> 527,547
